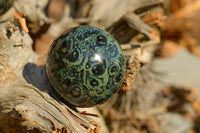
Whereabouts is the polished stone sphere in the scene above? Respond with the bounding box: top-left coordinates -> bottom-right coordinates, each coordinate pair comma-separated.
46,26 -> 126,107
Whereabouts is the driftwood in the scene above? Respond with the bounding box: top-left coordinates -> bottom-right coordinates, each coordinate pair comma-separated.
0,0 -> 167,132
0,21 -> 101,133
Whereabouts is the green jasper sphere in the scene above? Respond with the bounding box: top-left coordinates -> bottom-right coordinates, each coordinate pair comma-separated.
46,26 -> 126,107
0,0 -> 15,15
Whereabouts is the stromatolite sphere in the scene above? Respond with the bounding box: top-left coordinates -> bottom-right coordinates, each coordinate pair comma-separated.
46,26 -> 126,107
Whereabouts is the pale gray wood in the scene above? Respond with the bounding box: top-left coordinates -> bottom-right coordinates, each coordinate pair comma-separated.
0,22 -> 96,133
152,48 -> 200,88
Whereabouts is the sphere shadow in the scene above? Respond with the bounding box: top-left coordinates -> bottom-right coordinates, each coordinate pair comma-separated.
22,63 -> 77,110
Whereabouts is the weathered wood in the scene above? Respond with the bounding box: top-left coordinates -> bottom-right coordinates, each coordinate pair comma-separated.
0,0 -> 167,132
0,22 -> 99,133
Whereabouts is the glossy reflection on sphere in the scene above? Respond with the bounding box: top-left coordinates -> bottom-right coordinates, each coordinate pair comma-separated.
46,26 -> 126,107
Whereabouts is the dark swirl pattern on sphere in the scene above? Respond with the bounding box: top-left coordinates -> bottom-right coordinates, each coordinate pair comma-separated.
46,26 -> 126,107
0,0 -> 15,15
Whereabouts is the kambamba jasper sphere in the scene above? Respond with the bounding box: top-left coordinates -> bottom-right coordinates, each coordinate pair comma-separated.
46,26 -> 126,107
